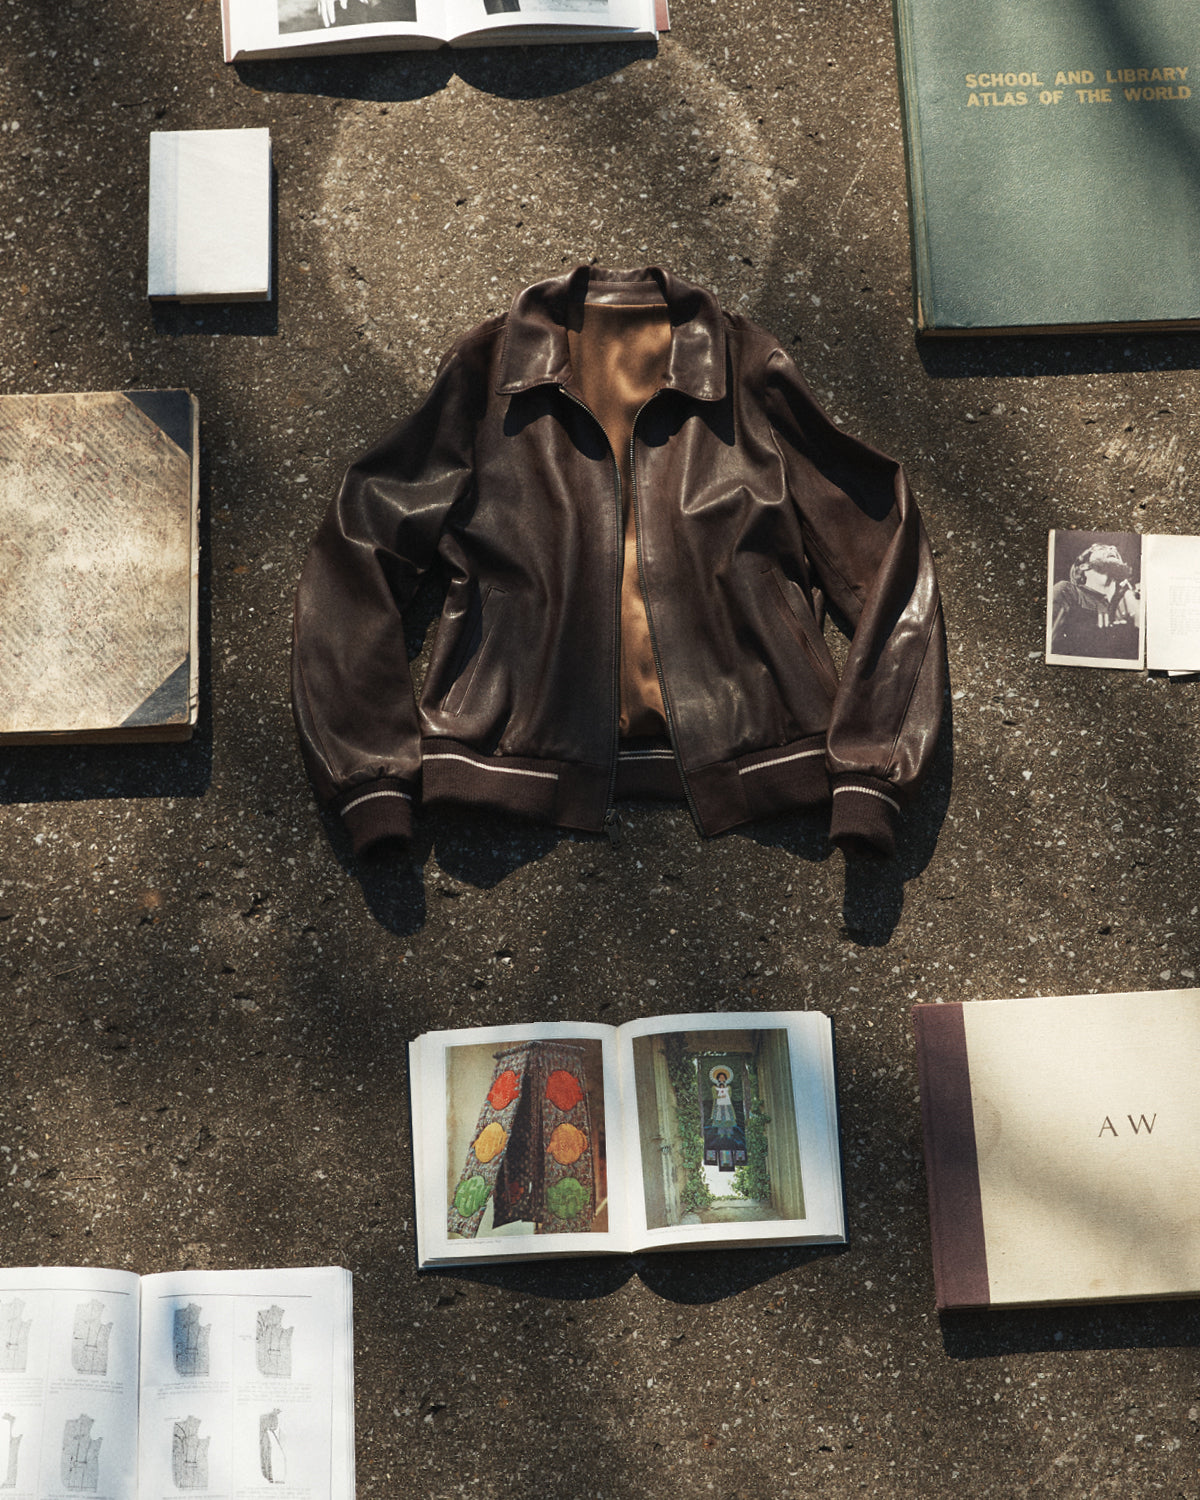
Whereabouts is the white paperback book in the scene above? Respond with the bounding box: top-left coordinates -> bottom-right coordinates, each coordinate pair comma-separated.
409,1011 -> 844,1266
0,1265 -> 353,1500
148,129 -> 272,302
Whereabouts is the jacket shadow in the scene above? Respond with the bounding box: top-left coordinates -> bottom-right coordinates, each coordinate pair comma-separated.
735,688 -> 953,947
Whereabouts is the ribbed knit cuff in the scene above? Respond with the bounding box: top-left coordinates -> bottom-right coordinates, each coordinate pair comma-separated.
829,776 -> 901,859
334,780 -> 415,857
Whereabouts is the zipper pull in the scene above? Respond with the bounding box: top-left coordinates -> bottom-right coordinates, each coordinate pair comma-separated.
603,809 -> 622,846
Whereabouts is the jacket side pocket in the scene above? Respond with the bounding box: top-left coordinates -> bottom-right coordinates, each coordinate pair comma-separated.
763,564 -> 839,696
441,584 -> 507,716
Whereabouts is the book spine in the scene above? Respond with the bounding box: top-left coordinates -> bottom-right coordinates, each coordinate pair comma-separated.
890,0 -> 936,332
912,1004 -> 990,1309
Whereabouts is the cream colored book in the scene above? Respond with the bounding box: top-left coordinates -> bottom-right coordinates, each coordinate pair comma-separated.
914,989 -> 1200,1309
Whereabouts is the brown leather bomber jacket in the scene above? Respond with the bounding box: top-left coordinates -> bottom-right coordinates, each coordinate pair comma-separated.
292,264 -> 946,858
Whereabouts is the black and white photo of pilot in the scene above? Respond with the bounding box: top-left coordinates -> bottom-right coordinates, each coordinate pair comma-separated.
1046,529 -> 1143,667
278,0 -> 416,34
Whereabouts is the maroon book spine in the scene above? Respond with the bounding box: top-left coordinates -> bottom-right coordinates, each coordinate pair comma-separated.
913,1004 -> 990,1309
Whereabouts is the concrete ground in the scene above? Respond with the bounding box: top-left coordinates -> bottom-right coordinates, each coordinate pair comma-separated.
4,0 -> 1200,1495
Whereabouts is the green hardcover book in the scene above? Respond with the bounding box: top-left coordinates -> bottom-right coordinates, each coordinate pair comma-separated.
893,0 -> 1200,334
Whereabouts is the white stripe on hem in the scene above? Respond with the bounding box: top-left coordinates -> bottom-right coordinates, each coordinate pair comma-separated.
424,753 -> 559,783
341,788 -> 414,815
833,784 -> 900,813
738,747 -> 825,776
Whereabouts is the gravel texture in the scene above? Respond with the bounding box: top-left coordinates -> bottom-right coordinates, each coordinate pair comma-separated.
3,0 -> 1200,1495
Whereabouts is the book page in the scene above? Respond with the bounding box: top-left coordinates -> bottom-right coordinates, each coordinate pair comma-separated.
0,1266 -> 142,1500
1144,534 -> 1200,672
136,1268 -> 353,1500
410,1021 -> 627,1265
444,0 -> 653,40
1045,529 -> 1144,669
618,1011 -> 845,1252
225,0 -> 448,54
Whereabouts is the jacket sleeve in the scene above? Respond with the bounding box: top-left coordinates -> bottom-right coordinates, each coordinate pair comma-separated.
291,341 -> 481,855
763,346 -> 946,858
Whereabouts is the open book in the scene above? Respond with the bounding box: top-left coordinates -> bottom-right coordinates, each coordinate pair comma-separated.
1045,529 -> 1200,674
222,0 -> 665,61
409,1012 -> 844,1265
0,1266 -> 353,1499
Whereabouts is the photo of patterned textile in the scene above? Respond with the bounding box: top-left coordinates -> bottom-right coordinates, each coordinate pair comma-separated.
61,1415 -> 100,1493
171,1416 -> 209,1491
255,1305 -> 293,1378
172,1303 -> 210,1377
1,1413 -> 19,1489
259,1408 -> 286,1484
71,1300 -> 111,1377
445,1038 -> 607,1239
0,1302 -> 29,1374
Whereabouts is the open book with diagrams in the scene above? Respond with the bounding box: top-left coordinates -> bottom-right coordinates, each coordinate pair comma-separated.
0,1266 -> 353,1499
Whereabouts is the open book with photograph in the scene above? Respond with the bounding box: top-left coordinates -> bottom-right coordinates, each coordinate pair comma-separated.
1045,528 -> 1200,674
409,1012 -> 844,1266
222,0 -> 664,61
0,1265 -> 353,1500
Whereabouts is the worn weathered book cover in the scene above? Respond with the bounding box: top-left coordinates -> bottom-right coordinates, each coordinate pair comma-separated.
0,390 -> 199,743
914,990 -> 1200,1309
892,0 -> 1200,333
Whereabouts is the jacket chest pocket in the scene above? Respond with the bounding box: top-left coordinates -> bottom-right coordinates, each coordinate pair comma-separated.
440,584 -> 508,715
762,564 -> 839,697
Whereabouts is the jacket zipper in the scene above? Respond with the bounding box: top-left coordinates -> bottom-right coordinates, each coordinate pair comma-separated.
629,396 -> 703,833
559,384 -> 625,843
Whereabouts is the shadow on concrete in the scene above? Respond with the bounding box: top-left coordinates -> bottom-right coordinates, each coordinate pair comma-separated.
941,1299 -> 1200,1358
919,330 -> 1200,382
735,690 -> 955,947
426,1256 -> 635,1300
235,37 -> 654,104
421,1240 -> 846,1304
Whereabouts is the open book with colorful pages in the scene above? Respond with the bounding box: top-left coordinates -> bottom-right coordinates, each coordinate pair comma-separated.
409,1012 -> 844,1266
914,989 -> 1200,1309
222,0 -> 665,61
0,1266 -> 353,1499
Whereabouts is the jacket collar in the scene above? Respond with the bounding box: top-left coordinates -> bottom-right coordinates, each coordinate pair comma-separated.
496,265 -> 727,402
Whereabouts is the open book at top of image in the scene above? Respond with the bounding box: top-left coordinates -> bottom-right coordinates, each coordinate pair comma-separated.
223,0 -> 662,61
409,1012 -> 844,1266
